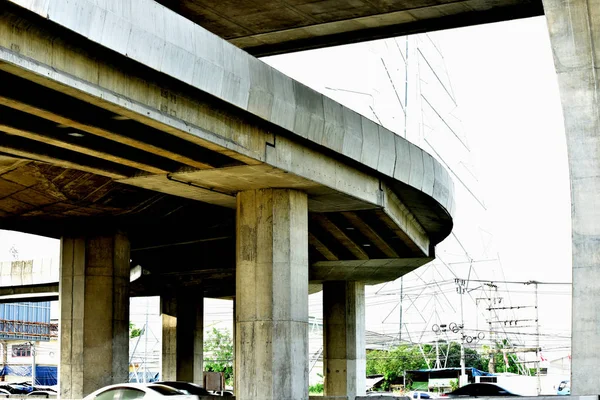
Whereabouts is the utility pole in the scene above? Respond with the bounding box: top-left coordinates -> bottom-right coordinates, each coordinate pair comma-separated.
143,300 -> 149,383
435,340 -> 441,369
456,279 -> 467,387
485,284 -> 499,374
30,342 -> 36,386
526,281 -> 541,395
399,277 -> 404,343
0,341 -> 6,382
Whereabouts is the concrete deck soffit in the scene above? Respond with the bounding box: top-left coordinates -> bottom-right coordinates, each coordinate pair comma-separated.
0,1 -> 454,258
153,0 -> 543,56
5,0 -> 455,220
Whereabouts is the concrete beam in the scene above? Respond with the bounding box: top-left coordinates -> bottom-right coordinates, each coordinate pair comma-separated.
0,282 -> 58,297
2,0 -> 454,227
310,258 -> 433,283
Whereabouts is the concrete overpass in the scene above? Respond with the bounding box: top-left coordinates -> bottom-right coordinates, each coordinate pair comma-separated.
0,1 -> 454,399
155,0 -> 544,56
0,0 -> 594,398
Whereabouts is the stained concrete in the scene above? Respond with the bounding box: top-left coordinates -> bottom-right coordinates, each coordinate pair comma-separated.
5,0 -> 455,225
161,294 -> 204,384
236,189 -> 309,400
149,0 -> 543,56
59,233 -> 130,399
542,0 -> 600,394
323,282 -> 366,398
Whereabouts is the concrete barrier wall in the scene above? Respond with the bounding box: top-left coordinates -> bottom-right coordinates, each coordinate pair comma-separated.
0,258 -> 58,286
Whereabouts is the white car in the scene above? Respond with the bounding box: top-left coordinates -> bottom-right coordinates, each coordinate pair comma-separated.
82,383 -> 199,400
407,391 -> 439,399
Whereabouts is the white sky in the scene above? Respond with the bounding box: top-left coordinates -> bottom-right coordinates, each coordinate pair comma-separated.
431,17 -> 571,284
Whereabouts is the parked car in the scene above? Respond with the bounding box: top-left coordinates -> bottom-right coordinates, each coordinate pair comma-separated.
557,380 -> 570,395
0,389 -> 9,398
27,391 -> 56,398
154,382 -> 211,397
407,391 -> 439,399
441,383 -> 519,397
366,392 -> 397,397
82,383 -> 198,400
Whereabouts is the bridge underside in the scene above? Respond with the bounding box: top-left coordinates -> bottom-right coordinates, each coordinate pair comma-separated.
157,0 -> 544,56
0,0 -> 458,398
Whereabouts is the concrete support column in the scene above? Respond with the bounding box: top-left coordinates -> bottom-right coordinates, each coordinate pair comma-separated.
59,232 -> 130,399
161,292 -> 204,384
323,281 -> 366,398
161,297 -> 178,382
236,189 -> 309,400
232,298 -> 237,396
543,0 -> 600,394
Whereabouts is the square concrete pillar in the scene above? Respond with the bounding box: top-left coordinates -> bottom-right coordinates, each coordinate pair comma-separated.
323,281 -> 366,398
161,292 -> 204,384
236,189 -> 309,400
543,0 -> 600,394
59,233 -> 130,399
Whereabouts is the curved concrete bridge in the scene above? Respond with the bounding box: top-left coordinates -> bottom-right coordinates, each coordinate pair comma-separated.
4,0 -> 596,397
0,1 -> 454,399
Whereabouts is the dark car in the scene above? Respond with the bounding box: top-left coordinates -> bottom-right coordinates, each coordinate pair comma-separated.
154,381 -> 212,397
442,383 -> 520,397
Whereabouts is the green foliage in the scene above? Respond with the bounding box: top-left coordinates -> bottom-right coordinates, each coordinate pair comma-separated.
203,327 -> 234,386
309,383 -> 324,394
366,345 -> 429,390
444,342 -> 488,371
450,379 -> 459,391
488,339 -> 522,374
366,342 -> 490,389
129,322 -> 143,339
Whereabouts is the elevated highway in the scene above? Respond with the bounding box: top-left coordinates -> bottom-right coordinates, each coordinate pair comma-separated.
156,0 -> 544,56
0,1 -> 454,398
1,0 -> 598,397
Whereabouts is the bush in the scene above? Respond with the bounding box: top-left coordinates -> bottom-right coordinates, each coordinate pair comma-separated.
309,383 -> 324,394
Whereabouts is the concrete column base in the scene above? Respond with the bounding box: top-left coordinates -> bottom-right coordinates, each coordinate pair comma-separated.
161,292 -> 204,384
59,232 -> 130,399
236,189 -> 309,400
323,281 -> 366,398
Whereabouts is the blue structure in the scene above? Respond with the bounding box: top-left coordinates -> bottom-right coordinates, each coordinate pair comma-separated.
0,302 -> 51,341
0,366 -> 57,386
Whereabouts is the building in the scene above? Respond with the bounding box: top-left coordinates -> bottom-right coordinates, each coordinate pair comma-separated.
0,301 -> 58,385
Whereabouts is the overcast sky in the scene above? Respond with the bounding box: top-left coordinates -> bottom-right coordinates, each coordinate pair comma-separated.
432,17 -> 571,283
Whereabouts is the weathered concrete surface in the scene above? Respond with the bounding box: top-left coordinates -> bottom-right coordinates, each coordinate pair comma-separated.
177,292 -> 204,385
236,189 -> 308,400
161,297 -> 178,383
152,0 -> 543,56
543,0 -> 600,394
161,294 -> 204,384
59,233 -> 130,399
323,282 -> 366,398
4,0 -> 455,224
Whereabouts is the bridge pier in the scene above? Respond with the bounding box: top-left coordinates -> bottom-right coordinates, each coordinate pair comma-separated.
323,281 -> 366,398
236,189 -> 309,400
59,232 -> 130,399
161,292 -> 204,384
543,0 -> 600,394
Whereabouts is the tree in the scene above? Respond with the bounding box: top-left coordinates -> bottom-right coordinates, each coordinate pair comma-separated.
204,327 -> 234,386
129,322 -> 143,339
366,344 -> 429,390
444,342 -> 488,371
